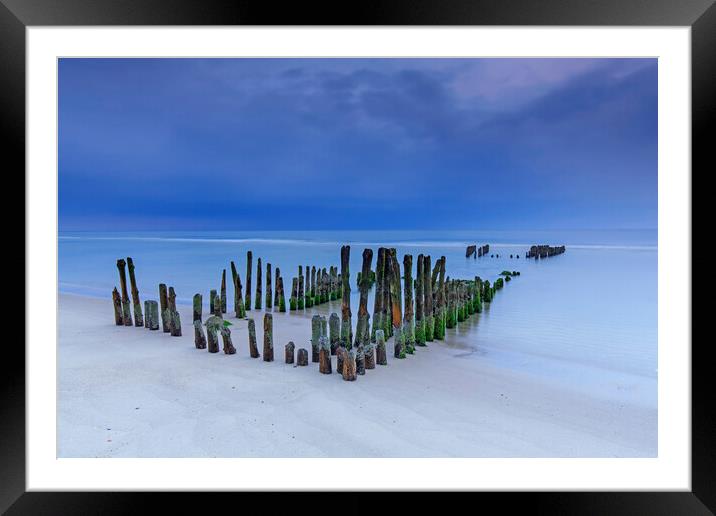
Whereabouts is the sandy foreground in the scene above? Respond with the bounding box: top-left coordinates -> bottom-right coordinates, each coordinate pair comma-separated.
58,293 -> 656,458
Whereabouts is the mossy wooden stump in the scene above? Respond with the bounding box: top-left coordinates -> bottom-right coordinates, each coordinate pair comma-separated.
142,300 -> 150,328
364,342 -> 375,369
168,287 -> 182,337
274,266 -> 281,307
342,349 -> 357,381
388,249 -> 405,358
336,346 -> 346,374
209,289 -> 217,315
319,335 -> 332,374
277,277 -> 286,312
290,277 -> 298,311
355,248 -> 373,350
285,341 -> 295,364
355,345 -> 365,375
371,247 -> 386,343
311,314 -> 321,362
263,313 -> 273,362
206,320 -> 220,353
265,262 -> 272,309
329,312 -> 340,354
221,327 -> 236,355
112,287 -> 123,325
247,318 -> 260,358
220,268 -> 227,313
375,330 -> 387,365
146,300 -> 159,330
297,348 -> 308,366
415,254 -> 426,346
193,320 -> 207,349
403,254 -> 415,353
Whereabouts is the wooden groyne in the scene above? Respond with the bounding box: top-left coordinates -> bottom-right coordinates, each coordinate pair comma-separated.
526,244 -> 566,259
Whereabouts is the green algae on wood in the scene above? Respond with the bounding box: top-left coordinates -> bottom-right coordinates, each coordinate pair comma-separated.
274,266 -> 281,307
403,253 -> 415,353
265,262 -> 272,309
415,254 -> 426,346
209,289 -> 217,315
290,277 -> 298,311
311,314 -> 321,362
263,313 -> 273,361
297,266 -> 304,310
277,276 -> 286,312
423,255 -> 434,341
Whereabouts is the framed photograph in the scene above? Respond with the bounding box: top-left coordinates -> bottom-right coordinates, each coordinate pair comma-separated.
4,0 -> 710,511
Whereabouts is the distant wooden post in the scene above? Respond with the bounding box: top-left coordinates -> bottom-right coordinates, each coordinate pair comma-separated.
263,313 -> 274,362
274,267 -> 281,307
290,277 -> 298,310
297,348 -> 308,366
255,257 -> 262,310
209,289 -> 217,315
371,247 -> 385,343
403,254 -> 415,353
245,251 -> 252,311
146,300 -> 159,330
116,259 -> 133,326
277,277 -> 286,312
342,349 -> 357,381
112,287 -> 123,325
375,329 -> 387,365
305,264 -> 313,308
424,255 -> 434,341
143,300 -> 150,328
220,269 -> 227,313
340,245 -> 352,349
329,312 -> 340,354
415,254 -> 426,346
265,262 -> 272,309
355,248 -> 373,350
382,254 -> 393,338
285,341 -> 295,364
247,318 -> 260,358
159,283 -> 169,332
126,257 -> 143,327
311,315 -> 321,362
193,293 -> 202,322
168,287 -> 182,337
311,266 -> 317,305
387,250 -> 405,358
434,256 -> 447,340
297,266 -> 304,310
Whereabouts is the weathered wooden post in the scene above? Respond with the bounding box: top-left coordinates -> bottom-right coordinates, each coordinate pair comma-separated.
388,250 -> 405,358
147,300 -> 159,330
424,255 -> 434,341
329,312 -> 340,354
311,266 -> 317,305
193,293 -> 202,323
277,276 -> 286,312
245,251 -> 252,311
263,313 -> 273,362
274,267 -> 281,307
206,317 -> 220,353
342,349 -> 357,381
220,268 -> 227,313
305,265 -> 313,308
209,289 -> 217,315
116,259 -> 133,326
340,245 -> 352,348
247,318 -> 260,358
159,283 -> 170,332
297,266 -> 305,310
143,300 -> 150,328
290,277 -> 298,311
446,280 -> 456,329
311,314 -> 321,362
319,317 -> 332,374
297,348 -> 308,366
403,254 -> 415,354
364,339 -> 375,370
285,341 -> 295,364
371,247 -> 385,343
375,329 -> 387,365
383,254 -> 393,338
112,287 -> 123,325
255,257 -> 262,310
168,287 -> 182,337
354,248 -> 373,349
232,262 -> 245,318
434,257 -> 447,340
192,294 -> 206,348
221,325 -> 236,354
265,262 -> 272,309
474,276 -> 483,313
356,345 -> 365,375
336,346 -> 346,375
415,254 -> 426,346
126,257 -> 143,327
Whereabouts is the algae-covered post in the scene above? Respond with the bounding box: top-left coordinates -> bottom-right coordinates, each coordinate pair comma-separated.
221,324 -> 236,354
230,260 -> 239,312
159,283 -> 169,333
146,300 -> 159,330
434,257 -> 447,340
311,314 -> 321,363
329,312 -> 340,354
354,248 -> 373,349
255,258 -> 262,310
206,318 -> 220,353
375,329 -> 387,365
319,317 -> 332,374
388,249 -> 405,358
342,349 -> 357,381
143,300 -> 150,328
415,254 -> 426,346
112,287 -> 123,325
305,264 -> 312,307
265,262 -> 272,309
116,259 -> 133,326
340,245 -> 352,349
126,257 -> 143,327
277,276 -> 286,312
274,266 -> 280,307
247,318 -> 260,358
371,247 -> 385,343
245,251 -> 252,311
297,266 -> 305,310
285,341 -> 295,364
192,294 -> 206,348
310,266 -> 317,305
168,287 -> 182,337
263,313 -> 274,362
220,269 -> 227,313
290,277 -> 298,311
209,289 -> 217,315
193,293 -> 202,322
403,253 -> 415,354
423,255 -> 434,341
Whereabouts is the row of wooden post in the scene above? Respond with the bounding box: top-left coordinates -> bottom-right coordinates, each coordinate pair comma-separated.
526,244 -> 566,259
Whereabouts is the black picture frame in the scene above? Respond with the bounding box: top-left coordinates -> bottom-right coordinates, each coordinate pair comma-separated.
2,0 -> 710,512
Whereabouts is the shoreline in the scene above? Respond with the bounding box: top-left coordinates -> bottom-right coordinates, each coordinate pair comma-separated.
58,292 -> 657,458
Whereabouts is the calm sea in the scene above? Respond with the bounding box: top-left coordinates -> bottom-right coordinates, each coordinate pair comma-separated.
58,229 -> 657,392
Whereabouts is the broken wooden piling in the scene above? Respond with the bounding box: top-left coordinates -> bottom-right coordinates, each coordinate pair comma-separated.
126,257 -> 143,327
245,251 -> 252,311
274,266 -> 281,307
192,294 -> 206,348
297,348 -> 308,366
290,277 -> 298,310
220,269 -> 227,313
424,255 -> 434,341
415,254 -> 426,346
285,341 -> 295,364
277,276 -> 286,312
112,287 -> 123,325
329,312 -> 340,354
297,266 -> 304,310
146,300 -> 159,330
159,283 -> 169,333
340,245 -> 352,349
319,317 -> 331,374
375,329 -> 387,365
265,262 -> 272,309
354,248 -> 373,349
371,247 -> 385,343
168,287 -> 182,336
221,325 -> 236,354
206,316 -> 220,353
116,259 -> 133,326
263,313 -> 273,362
255,258 -> 262,310
209,289 -> 217,315
388,249 -> 405,358
342,349 -> 357,381
403,253 -> 415,353
247,318 -> 260,358
311,314 -> 321,362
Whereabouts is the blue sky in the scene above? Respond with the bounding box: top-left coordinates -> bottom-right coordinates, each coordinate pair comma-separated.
58,58 -> 657,231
